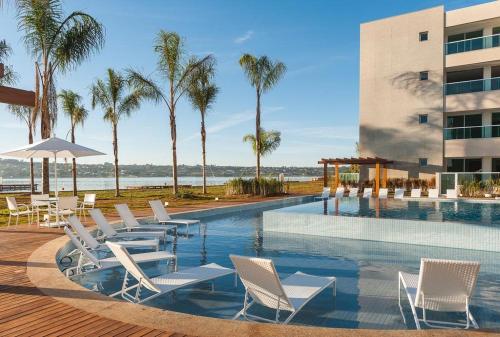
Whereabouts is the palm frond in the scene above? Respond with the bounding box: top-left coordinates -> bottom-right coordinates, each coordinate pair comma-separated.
243,128 -> 281,157
154,30 -> 183,83
126,69 -> 168,106
263,60 -> 286,92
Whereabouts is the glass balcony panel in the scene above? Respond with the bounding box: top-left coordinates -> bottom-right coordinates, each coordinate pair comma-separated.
445,34 -> 500,55
444,125 -> 500,139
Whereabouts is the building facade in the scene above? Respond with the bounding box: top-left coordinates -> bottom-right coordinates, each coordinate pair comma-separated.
359,1 -> 500,180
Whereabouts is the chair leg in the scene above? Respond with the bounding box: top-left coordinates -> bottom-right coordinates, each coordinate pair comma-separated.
15,214 -> 19,228
7,214 -> 11,227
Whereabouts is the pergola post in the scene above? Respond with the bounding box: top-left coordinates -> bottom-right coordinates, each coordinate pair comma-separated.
334,163 -> 339,189
382,164 -> 387,188
375,162 -> 380,195
323,162 -> 328,187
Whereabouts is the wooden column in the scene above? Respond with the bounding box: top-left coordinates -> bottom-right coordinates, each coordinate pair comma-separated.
323,162 -> 328,187
334,164 -> 339,189
375,162 -> 380,195
382,165 -> 387,188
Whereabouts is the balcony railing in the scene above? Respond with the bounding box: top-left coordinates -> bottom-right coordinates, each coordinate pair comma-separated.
444,125 -> 500,140
445,34 -> 500,55
445,77 -> 500,95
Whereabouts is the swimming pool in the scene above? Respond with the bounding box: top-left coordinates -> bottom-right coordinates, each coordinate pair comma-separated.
62,197 -> 500,330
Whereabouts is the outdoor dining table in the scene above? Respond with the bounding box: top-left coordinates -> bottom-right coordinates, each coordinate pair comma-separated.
39,197 -> 64,228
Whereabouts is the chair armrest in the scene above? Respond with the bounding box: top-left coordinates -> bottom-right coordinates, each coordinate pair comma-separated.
17,203 -> 32,211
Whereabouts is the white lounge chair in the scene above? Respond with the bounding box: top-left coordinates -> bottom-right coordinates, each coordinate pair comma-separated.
31,194 -> 49,226
63,227 -> 175,276
398,258 -> 480,329
394,188 -> 405,199
410,188 -> 422,198
230,255 -> 336,324
90,209 -> 166,241
348,187 -> 359,197
314,187 -> 330,200
378,188 -> 388,199
78,193 -> 96,220
362,188 -> 372,198
447,189 -> 458,199
107,241 -> 235,304
67,215 -> 160,251
428,188 -> 439,199
115,204 -> 177,233
149,200 -> 200,228
334,187 -> 345,198
6,197 -> 33,227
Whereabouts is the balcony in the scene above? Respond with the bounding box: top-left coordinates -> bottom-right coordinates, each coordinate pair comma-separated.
445,34 -> 500,55
445,77 -> 500,95
444,125 -> 500,140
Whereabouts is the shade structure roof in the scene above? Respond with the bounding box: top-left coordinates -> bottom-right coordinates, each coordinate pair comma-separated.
0,137 -> 105,159
318,157 -> 393,165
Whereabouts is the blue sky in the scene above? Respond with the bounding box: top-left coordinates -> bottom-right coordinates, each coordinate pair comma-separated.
0,0 -> 490,166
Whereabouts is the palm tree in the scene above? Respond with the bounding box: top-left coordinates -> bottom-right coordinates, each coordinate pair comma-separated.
16,0 -> 104,194
127,30 -> 210,195
186,56 -> 218,194
59,89 -> 87,195
243,128 -> 281,158
8,105 -> 39,193
91,69 -> 142,197
0,39 -> 16,85
239,54 -> 286,178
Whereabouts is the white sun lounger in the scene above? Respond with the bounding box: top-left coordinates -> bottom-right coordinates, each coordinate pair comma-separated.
428,188 -> 439,199
90,209 -> 166,241
410,188 -> 422,198
63,227 -> 175,276
115,204 -> 177,233
378,188 -> 388,199
230,255 -> 336,324
446,189 -> 458,199
394,188 -> 405,199
348,187 -> 358,197
149,200 -> 200,228
314,187 -> 330,200
334,187 -> 345,198
362,188 -> 372,198
67,215 -> 159,251
398,258 -> 480,329
107,241 -> 235,304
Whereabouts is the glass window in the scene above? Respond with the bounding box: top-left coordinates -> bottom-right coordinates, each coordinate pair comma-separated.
492,158 -> 500,172
419,32 -> 428,41
493,27 -> 500,35
447,115 -> 464,127
419,71 -> 428,81
465,114 -> 482,126
447,159 -> 464,172
465,159 -> 482,172
492,112 -> 500,125
419,158 -> 428,167
419,114 -> 428,124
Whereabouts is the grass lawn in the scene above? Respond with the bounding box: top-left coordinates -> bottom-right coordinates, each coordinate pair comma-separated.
0,180 -> 324,227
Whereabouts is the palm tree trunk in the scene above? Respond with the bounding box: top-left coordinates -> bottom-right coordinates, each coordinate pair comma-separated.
40,68 -> 51,194
201,112 -> 207,194
255,90 -> 261,179
28,129 -> 35,194
112,122 -> 120,197
71,126 -> 77,196
170,86 -> 178,195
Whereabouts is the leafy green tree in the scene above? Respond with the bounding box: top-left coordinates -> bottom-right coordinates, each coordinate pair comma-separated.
59,89 -> 88,195
186,56 -> 218,194
127,30 -> 209,194
239,54 -> 286,178
0,39 -> 17,85
91,69 -> 142,197
243,128 -> 281,157
16,0 -> 104,193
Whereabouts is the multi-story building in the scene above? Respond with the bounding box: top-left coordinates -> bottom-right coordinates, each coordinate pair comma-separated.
359,1 -> 500,180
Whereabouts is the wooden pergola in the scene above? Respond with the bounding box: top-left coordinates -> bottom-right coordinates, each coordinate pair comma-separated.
318,157 -> 394,195
0,63 -> 36,107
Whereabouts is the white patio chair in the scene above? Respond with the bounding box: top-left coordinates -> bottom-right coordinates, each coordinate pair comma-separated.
348,187 -> 359,197
78,193 -> 96,220
115,204 -> 177,234
410,188 -> 422,198
428,188 -> 439,199
314,187 -> 330,200
334,187 -> 345,198
107,241 -> 235,304
149,200 -> 200,230
394,188 -> 405,199
362,188 -> 372,198
48,196 -> 78,224
63,227 -> 176,276
90,209 -> 166,242
378,188 -> 388,199
447,189 -> 458,199
398,258 -> 480,330
67,215 -> 160,252
230,255 -> 336,324
5,197 -> 33,227
31,194 -> 49,226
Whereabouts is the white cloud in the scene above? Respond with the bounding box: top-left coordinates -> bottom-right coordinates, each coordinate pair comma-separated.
234,30 -> 254,44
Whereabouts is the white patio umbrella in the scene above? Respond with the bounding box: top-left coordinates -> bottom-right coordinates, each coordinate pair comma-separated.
1,136 -> 105,196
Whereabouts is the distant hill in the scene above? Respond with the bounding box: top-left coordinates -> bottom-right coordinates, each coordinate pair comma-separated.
0,159 -> 346,178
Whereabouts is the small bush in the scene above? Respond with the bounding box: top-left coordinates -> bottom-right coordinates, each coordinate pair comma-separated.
225,177 -> 285,197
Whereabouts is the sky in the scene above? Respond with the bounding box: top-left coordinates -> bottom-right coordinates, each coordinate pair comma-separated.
0,0 -> 491,167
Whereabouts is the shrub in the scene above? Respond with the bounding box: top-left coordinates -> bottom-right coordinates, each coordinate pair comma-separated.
225,177 -> 285,197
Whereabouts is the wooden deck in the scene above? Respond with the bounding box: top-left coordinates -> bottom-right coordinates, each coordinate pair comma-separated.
0,224 -> 182,336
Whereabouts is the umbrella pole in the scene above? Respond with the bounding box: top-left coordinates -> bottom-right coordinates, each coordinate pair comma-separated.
54,153 -> 60,227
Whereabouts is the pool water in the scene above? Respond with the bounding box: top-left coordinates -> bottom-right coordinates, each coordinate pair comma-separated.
69,200 -> 500,330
